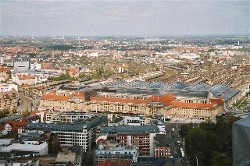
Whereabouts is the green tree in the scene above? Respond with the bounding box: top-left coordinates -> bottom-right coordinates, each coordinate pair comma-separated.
48,133 -> 62,154
49,72 -> 72,81
22,110 -> 30,117
180,116 -> 240,166
11,108 -> 17,114
210,151 -> 232,166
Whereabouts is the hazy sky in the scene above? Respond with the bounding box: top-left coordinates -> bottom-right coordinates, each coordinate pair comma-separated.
1,0 -> 249,36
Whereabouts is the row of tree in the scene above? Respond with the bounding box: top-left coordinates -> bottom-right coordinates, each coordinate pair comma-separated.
179,116 -> 240,166
48,72 -> 73,81
0,108 -> 17,119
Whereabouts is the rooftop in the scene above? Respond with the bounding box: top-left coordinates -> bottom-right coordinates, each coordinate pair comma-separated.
56,151 -> 76,163
58,84 -> 87,91
173,90 -> 210,98
0,115 -> 22,125
100,125 -> 159,134
26,115 -> 107,131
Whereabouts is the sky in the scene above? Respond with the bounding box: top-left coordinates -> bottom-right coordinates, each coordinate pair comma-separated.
1,0 -> 249,37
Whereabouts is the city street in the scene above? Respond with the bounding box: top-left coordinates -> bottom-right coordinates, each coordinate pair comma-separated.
165,122 -> 190,166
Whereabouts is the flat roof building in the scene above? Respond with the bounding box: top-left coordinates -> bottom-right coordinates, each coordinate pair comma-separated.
100,125 -> 159,157
26,115 -> 107,152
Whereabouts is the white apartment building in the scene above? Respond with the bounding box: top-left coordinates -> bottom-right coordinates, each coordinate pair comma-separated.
123,116 -> 152,126
100,125 -> 159,157
0,131 -> 48,155
95,144 -> 139,163
0,84 -> 18,93
26,115 -> 107,152
44,110 -> 92,123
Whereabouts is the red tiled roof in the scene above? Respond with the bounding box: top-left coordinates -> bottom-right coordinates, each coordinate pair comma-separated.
171,98 -> 224,109
91,93 -> 224,110
4,120 -> 27,131
148,94 -> 175,106
171,101 -> 214,109
0,115 -> 39,132
210,98 -> 224,105
17,74 -> 35,80
0,67 -> 10,72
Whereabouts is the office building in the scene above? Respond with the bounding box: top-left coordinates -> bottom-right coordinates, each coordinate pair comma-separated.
26,115 -> 107,152
13,56 -> 30,72
39,84 -> 95,111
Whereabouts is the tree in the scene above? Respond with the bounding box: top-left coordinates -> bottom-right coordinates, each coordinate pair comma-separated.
0,109 -> 10,118
22,110 -> 30,117
179,116 -> 240,166
11,108 -> 17,114
48,133 -> 61,154
210,151 -> 232,166
49,72 -> 72,81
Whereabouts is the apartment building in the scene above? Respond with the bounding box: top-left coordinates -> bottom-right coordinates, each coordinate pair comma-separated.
95,143 -> 139,164
0,114 -> 39,135
39,81 -> 240,121
90,89 -> 224,120
0,89 -> 18,111
161,91 -> 225,120
25,115 -> 107,152
100,125 -> 159,157
0,131 -> 48,155
90,89 -> 173,116
12,73 -> 36,85
0,84 -> 18,93
154,134 -> 171,158
44,110 -> 92,123
12,70 -> 60,85
108,115 -> 152,126
39,85 -> 95,111
0,67 -> 10,81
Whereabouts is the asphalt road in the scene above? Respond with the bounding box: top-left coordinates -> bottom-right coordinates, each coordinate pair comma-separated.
165,122 -> 190,166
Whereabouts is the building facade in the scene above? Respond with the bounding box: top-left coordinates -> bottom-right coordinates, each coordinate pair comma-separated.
0,67 -> 10,81
100,125 -> 159,157
0,131 -> 48,155
39,85 -> 95,111
0,84 -> 18,93
0,89 -> 18,111
44,110 -> 92,123
154,134 -> 171,158
91,90 -> 224,121
95,143 -> 138,164
13,56 -> 30,72
38,81 -> 240,121
26,115 -> 107,152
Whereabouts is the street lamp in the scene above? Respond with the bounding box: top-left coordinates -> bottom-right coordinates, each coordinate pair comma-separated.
196,157 -> 199,166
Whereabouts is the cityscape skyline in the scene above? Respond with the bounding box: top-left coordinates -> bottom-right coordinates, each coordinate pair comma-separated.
1,1 -> 249,37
